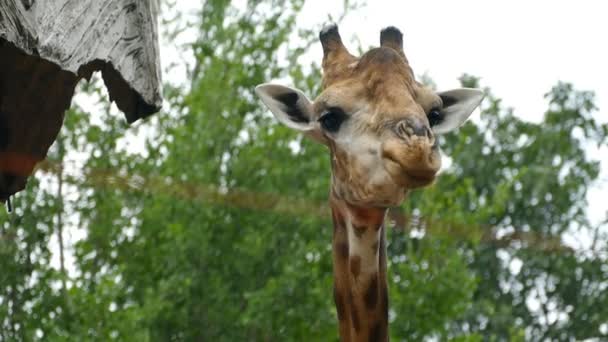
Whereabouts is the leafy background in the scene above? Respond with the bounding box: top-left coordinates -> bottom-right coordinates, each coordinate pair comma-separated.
1,0 -> 607,341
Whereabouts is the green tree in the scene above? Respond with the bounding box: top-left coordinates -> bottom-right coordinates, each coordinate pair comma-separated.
407,76 -> 608,340
2,1 -> 607,341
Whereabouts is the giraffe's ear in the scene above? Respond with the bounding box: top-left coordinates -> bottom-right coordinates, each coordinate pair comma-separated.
255,83 -> 316,130
256,83 -> 326,144
432,88 -> 485,135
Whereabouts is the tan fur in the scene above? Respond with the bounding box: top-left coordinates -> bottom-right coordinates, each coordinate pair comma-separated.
331,196 -> 388,342
316,32 -> 441,208
319,28 -> 441,341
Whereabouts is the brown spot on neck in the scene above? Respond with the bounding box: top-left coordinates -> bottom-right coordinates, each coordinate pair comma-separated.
334,285 -> 346,321
350,256 -> 362,278
345,202 -> 386,228
369,321 -> 386,342
330,196 -> 389,342
336,242 -> 349,259
331,201 -> 347,230
365,275 -> 379,309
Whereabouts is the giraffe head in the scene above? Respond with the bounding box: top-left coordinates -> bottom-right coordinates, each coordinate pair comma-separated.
256,25 -> 484,207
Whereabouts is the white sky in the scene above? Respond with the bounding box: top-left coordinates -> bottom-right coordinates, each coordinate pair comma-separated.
319,0 -> 608,123
296,0 -> 608,230
159,0 -> 607,235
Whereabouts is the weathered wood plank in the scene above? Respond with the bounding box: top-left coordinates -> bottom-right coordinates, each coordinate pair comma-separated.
0,0 -> 163,202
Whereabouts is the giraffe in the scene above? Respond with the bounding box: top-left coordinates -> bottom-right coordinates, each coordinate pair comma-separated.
255,25 -> 484,341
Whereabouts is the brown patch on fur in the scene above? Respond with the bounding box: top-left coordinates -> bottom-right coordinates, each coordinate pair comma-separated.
334,285 -> 346,321
368,321 -> 385,342
350,256 -> 361,278
365,275 -> 379,309
336,242 -> 349,259
330,196 -> 391,342
348,204 -> 385,227
353,224 -> 367,238
331,203 -> 346,229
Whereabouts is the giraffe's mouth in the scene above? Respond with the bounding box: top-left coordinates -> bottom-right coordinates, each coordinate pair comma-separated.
381,138 -> 440,188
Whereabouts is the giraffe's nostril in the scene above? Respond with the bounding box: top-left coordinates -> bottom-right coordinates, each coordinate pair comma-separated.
396,118 -> 433,141
409,119 -> 428,137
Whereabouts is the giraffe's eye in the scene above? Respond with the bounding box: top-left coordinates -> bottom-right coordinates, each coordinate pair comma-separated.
319,107 -> 346,132
428,109 -> 443,127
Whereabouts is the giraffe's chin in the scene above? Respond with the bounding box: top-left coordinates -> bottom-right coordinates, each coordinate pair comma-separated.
343,193 -> 407,208
403,171 -> 436,188
331,177 -> 408,208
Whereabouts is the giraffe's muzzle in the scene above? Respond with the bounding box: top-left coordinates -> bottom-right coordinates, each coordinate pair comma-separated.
381,126 -> 441,189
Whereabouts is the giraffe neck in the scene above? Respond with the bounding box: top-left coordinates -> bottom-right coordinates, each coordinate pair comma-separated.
330,193 -> 389,342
